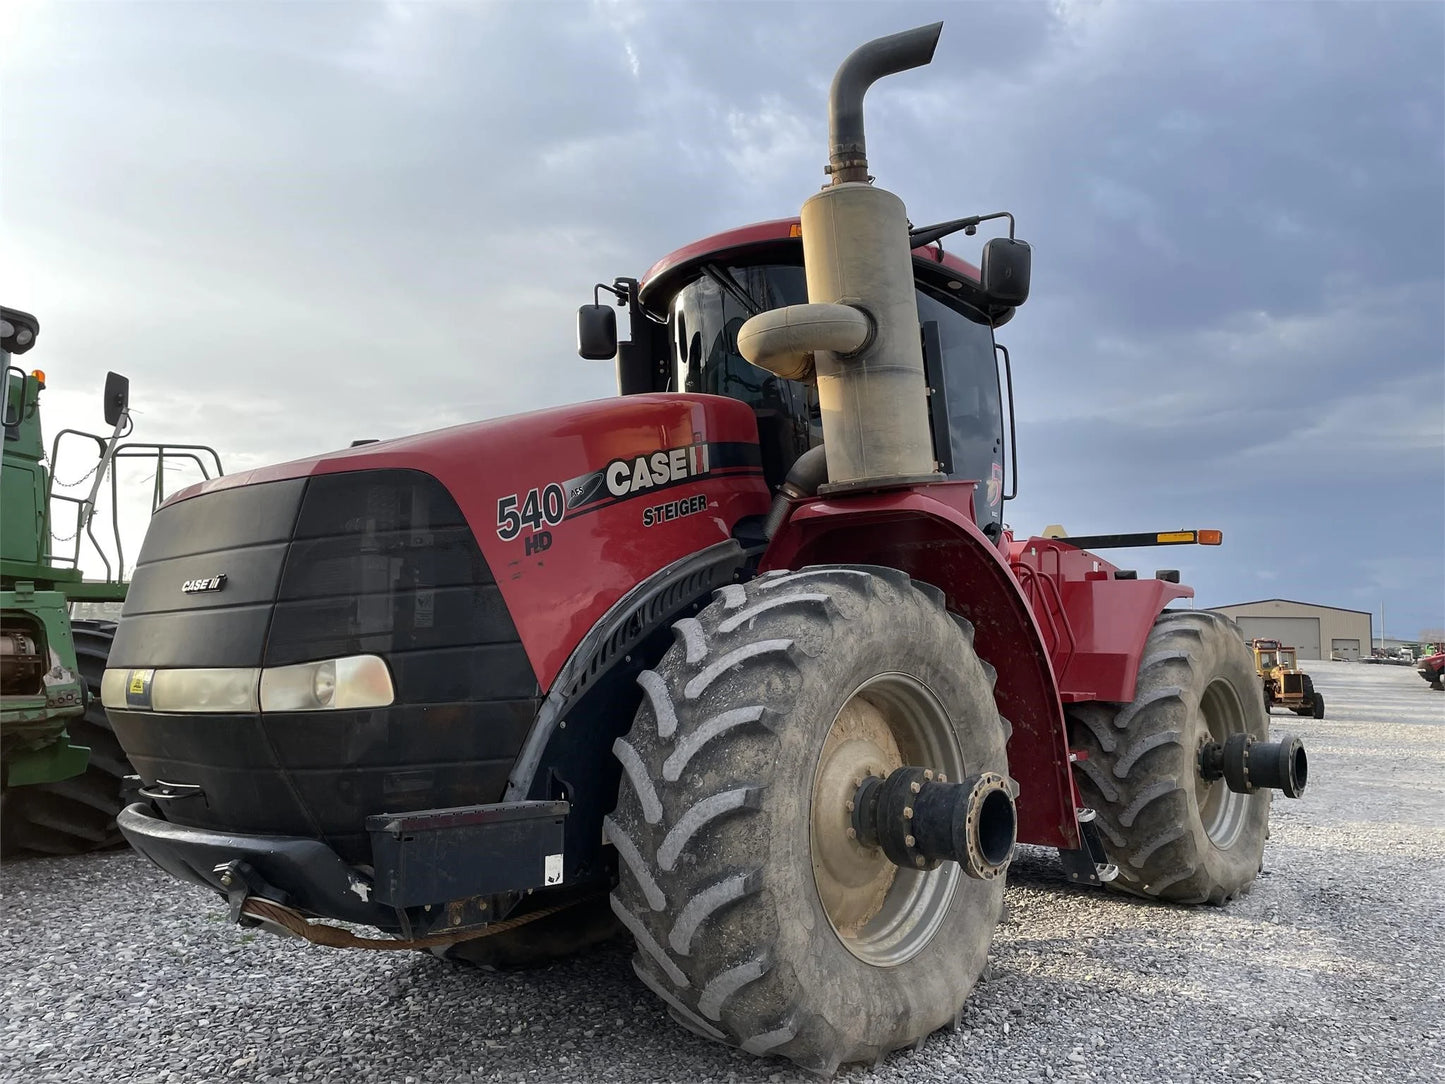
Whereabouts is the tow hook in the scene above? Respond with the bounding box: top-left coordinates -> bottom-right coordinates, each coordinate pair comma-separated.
1198,734 -> 1307,798
213,859 -> 287,926
851,766 -> 1016,879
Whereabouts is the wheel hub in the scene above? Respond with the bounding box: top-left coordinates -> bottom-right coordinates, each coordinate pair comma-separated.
811,697 -> 900,934
808,674 -> 967,967
1194,679 -> 1254,847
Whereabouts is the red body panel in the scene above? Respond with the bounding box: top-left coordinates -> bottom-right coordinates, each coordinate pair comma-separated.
1007,538 -> 1192,704
164,394 -> 771,689
761,483 -> 1083,851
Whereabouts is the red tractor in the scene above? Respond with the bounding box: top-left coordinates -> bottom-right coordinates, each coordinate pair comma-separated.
106,24 -> 1307,1075
1420,650 -> 1445,690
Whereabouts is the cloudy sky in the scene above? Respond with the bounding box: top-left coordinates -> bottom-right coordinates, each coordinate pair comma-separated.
4,0 -> 1442,640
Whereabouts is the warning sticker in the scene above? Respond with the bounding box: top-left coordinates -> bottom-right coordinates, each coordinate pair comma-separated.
125,669 -> 154,709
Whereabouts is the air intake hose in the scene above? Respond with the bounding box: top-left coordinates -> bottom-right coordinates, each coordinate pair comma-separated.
763,445 -> 829,540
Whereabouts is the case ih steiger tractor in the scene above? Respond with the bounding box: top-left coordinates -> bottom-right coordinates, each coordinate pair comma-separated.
1,307 -> 223,856
107,25 -> 1308,1074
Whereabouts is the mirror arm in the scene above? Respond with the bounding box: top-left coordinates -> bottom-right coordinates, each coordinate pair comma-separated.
593,282 -> 627,306
908,210 -> 1016,250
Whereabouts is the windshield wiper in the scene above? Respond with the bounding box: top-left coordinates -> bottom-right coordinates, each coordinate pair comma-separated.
702,263 -> 764,317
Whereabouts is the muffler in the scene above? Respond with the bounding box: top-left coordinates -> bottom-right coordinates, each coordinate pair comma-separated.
738,23 -> 945,493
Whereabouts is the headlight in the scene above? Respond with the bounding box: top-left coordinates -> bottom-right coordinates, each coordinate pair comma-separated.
152,668 -> 261,713
259,656 -> 394,712
102,655 -> 394,713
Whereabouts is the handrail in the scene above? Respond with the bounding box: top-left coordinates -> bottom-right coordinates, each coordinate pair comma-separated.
1010,560 -> 1077,671
45,431 -> 224,584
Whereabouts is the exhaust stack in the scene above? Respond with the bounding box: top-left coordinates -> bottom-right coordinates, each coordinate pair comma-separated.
827,23 -> 942,185
738,24 -> 945,492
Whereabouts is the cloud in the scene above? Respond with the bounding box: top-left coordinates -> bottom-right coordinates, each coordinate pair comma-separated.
2,0 -> 1440,635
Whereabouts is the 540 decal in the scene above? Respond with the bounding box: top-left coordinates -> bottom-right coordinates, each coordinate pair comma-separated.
497,483 -> 567,549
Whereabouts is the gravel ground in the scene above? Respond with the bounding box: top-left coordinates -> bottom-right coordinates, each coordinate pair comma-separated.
3,660 -> 1442,1083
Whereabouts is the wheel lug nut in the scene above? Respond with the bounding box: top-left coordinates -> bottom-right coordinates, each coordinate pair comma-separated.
909,781 -> 921,794
845,799 -> 855,812
903,807 -> 914,819
923,769 -> 934,781
938,773 -> 947,783
904,834 -> 916,847
914,855 -> 926,867
846,827 -> 857,839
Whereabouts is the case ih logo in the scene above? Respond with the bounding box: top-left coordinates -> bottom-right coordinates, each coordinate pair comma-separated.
180,574 -> 227,594
605,441 -> 710,498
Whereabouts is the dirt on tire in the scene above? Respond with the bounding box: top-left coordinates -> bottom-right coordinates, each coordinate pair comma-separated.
1068,609 -> 1272,904
607,565 -> 1011,1074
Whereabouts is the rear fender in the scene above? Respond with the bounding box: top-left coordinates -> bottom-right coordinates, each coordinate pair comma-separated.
761,483 -> 1081,850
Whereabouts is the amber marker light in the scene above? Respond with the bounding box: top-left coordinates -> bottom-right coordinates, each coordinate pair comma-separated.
1156,531 -> 1195,544
1198,529 -> 1223,545
31,369 -> 45,386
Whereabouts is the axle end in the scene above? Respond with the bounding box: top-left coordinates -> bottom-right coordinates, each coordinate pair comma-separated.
1199,733 -> 1308,799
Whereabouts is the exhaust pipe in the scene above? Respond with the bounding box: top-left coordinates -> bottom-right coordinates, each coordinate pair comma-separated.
852,766 -> 1016,880
828,23 -> 943,185
1199,733 -> 1308,799
738,24 -> 946,493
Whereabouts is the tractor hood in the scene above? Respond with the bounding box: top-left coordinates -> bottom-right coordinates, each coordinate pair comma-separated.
154,393 -> 769,690
105,393 -> 768,861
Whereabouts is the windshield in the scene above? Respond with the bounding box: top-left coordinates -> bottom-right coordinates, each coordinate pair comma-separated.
1280,649 -> 1296,668
667,262 -> 1004,531
669,265 -> 818,488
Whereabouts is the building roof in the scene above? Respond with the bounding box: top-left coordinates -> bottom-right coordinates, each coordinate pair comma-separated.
1209,598 -> 1374,616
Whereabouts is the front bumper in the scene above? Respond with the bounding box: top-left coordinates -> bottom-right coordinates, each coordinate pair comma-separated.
118,803 -> 392,927
119,796 -> 573,934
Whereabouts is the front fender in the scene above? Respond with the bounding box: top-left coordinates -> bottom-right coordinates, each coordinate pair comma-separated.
761,482 -> 1081,850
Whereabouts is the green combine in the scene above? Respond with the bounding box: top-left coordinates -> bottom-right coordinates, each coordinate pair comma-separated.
1,305 -> 222,855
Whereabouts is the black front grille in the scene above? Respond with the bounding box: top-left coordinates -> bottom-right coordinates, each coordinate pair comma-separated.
1283,673 -> 1304,694
108,468 -> 541,858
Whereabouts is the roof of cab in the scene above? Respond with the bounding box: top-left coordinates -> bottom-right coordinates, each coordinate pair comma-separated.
638,217 -> 983,308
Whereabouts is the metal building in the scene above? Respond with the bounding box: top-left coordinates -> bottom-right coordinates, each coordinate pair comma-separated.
1208,598 -> 1374,661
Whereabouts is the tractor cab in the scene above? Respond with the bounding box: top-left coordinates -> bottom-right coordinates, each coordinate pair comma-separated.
580,219 -> 1019,537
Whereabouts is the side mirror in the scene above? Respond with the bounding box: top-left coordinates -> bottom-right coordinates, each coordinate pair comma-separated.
103,371 -> 130,427
1,306 -> 39,355
981,237 -> 1031,308
577,304 -> 618,361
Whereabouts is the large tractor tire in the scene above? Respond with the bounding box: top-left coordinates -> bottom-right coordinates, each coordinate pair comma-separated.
1,620 -> 129,858
606,566 -> 1011,1075
1068,610 -> 1270,905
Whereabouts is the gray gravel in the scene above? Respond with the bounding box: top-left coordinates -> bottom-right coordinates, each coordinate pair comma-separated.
4,660 -> 1442,1083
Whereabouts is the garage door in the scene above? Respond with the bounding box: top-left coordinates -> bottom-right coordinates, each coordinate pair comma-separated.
1331,639 -> 1361,661
1236,617 -> 1322,660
